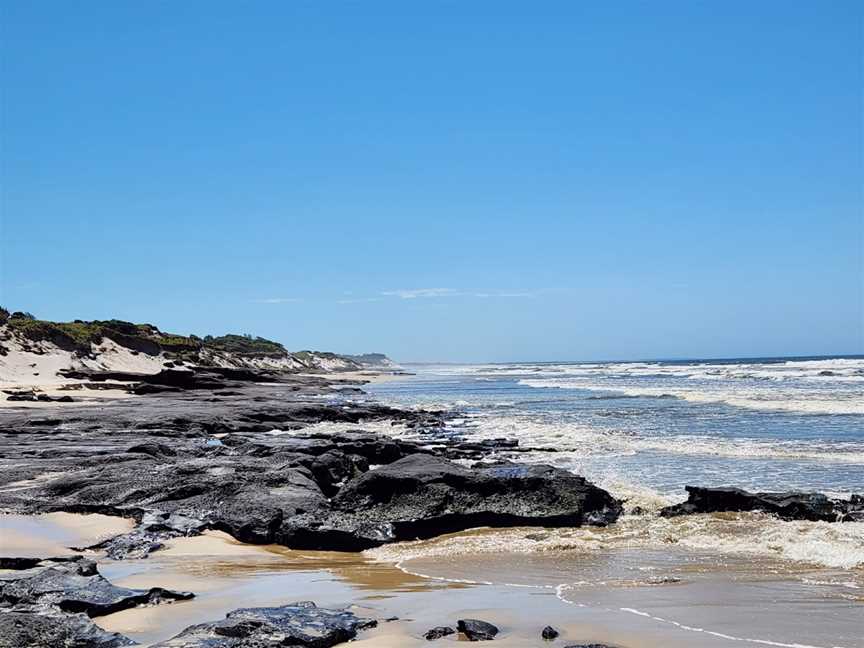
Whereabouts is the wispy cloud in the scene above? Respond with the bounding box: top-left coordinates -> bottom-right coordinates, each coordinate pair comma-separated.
337,297 -> 384,304
252,289 -> 537,306
473,291 -> 535,298
252,297 -> 303,304
381,288 -> 458,299
381,288 -> 536,300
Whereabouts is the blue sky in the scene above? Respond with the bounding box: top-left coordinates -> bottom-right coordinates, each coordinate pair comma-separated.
1,1 -> 861,362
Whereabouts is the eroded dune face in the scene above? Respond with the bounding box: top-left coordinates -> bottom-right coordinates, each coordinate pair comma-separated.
0,317 -> 386,396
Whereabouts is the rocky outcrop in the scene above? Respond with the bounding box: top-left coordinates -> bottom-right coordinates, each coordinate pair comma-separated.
0,556 -> 192,616
150,602 -> 376,647
0,609 -> 135,648
0,561 -> 375,648
279,455 -> 622,550
0,556 -> 192,648
659,486 -> 864,522
0,383 -> 620,555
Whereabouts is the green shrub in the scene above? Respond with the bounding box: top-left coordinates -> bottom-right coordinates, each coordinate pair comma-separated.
203,333 -> 286,356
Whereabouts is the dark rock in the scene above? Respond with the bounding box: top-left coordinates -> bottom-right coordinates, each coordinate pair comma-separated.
425,626 -> 456,640
150,601 -> 376,647
458,618 -> 499,641
0,555 -> 193,616
659,486 -> 864,522
279,455 -> 622,550
127,442 -> 177,457
132,383 -> 184,395
304,450 -> 369,497
542,625 -> 560,640
0,609 -> 135,648
0,556 -> 81,570
5,393 -> 36,401
0,374 -> 622,557
3,391 -> 74,403
84,511 -> 207,559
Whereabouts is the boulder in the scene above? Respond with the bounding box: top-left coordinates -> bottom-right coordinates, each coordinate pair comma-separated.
659,486 -> 864,522
150,601 -> 376,647
542,625 -> 560,640
279,455 -> 622,550
458,618 -> 499,641
424,626 -> 456,640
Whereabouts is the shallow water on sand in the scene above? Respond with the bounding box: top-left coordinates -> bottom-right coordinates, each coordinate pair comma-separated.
96,529 -> 864,648
4,515 -> 862,647
0,512 -> 133,557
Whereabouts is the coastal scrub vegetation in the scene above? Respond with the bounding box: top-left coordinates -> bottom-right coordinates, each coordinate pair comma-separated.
201,333 -> 287,356
0,311 -> 284,359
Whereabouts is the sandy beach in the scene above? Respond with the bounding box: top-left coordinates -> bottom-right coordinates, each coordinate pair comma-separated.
3,512 -> 860,647
1,348 -> 861,648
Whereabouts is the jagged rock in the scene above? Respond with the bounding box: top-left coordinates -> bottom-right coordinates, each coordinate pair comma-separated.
150,601 -> 376,647
0,555 -> 193,616
458,618 -> 499,641
659,486 -> 864,522
303,450 -> 370,497
542,625 -> 560,640
83,511 -> 207,559
210,468 -> 327,543
424,626 -> 456,640
0,379 -> 620,556
0,609 -> 134,648
279,455 -> 622,550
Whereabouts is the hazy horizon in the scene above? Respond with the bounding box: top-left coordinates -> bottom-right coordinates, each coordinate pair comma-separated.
2,2 -> 861,363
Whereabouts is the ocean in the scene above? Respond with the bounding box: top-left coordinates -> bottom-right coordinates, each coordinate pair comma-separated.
344,356 -> 864,647
367,356 -> 864,498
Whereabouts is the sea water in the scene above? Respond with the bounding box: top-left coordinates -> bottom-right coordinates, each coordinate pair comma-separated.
366,356 -> 864,498
353,356 -> 864,647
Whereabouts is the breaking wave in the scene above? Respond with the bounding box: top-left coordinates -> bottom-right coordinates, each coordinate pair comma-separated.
367,511 -> 864,571
448,415 -> 864,465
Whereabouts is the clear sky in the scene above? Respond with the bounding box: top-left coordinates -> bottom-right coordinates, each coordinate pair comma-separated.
1,1 -> 861,362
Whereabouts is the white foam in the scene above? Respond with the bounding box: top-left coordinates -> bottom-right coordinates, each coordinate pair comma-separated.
517,378 -> 864,415
612,606 -> 845,648
433,413 -> 864,465
367,513 -> 864,570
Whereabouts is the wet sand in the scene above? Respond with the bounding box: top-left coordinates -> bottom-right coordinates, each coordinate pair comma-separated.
0,512 -> 134,557
0,381 -> 136,408
3,514 -> 861,647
